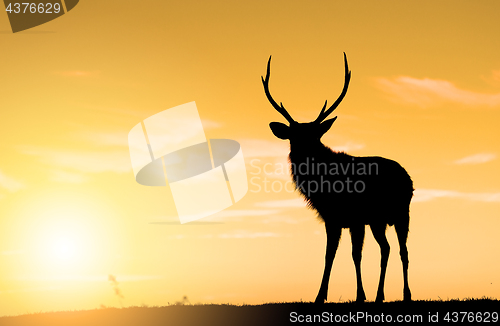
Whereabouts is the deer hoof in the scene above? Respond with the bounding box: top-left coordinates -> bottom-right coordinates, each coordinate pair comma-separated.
375,291 -> 385,303
403,289 -> 412,302
356,290 -> 366,303
314,291 -> 327,304
355,295 -> 366,303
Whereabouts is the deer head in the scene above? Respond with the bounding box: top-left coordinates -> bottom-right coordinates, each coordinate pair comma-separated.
263,53 -> 351,146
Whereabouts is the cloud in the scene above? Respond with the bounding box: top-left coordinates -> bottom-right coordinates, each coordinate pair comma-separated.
20,146 -> 132,174
239,138 -> 364,158
50,170 -> 88,184
53,70 -> 100,77
413,189 -> 500,203
454,153 -> 496,165
166,230 -> 281,240
18,118 -> 223,181
257,189 -> 500,205
150,210 -> 281,224
212,209 -> 280,218
481,69 -> 500,87
255,198 -> 306,208
13,275 -> 163,282
329,142 -> 365,152
493,70 -> 500,83
1,249 -> 25,255
0,286 -> 61,294
202,209 -> 281,222
207,209 -> 303,224
239,139 -> 289,158
81,131 -> 129,147
201,119 -> 222,130
217,230 -> 280,239
80,122 -> 221,148
375,76 -> 500,107
0,170 -> 25,192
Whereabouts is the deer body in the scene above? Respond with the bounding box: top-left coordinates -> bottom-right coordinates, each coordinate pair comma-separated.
290,145 -> 413,227
263,54 -> 413,303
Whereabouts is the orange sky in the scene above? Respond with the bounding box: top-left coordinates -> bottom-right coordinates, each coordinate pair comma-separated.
1,0 -> 500,316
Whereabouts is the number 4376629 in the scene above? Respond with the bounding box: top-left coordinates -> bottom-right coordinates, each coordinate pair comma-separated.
444,311 -> 498,323
5,3 -> 62,14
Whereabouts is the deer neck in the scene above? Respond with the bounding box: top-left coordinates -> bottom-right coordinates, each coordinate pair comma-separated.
289,140 -> 332,166
290,140 -> 328,156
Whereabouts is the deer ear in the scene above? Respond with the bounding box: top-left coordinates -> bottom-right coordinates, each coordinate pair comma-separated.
319,117 -> 337,135
269,122 -> 290,140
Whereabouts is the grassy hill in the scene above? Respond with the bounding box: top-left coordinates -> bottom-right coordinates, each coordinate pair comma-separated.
1,298 -> 498,326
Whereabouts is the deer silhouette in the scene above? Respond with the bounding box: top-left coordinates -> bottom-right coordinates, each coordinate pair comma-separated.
262,53 -> 413,303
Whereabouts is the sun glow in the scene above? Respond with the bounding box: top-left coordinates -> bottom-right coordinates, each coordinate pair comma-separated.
35,218 -> 92,273
50,235 -> 79,261
8,189 -> 117,275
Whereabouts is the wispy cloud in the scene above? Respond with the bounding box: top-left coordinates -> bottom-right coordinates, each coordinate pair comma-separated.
254,199 -> 311,223
20,146 -> 131,174
329,142 -> 365,152
49,170 -> 88,184
239,139 -> 289,158
0,170 -> 25,192
217,230 -> 280,239
257,190 -> 500,205
53,70 -> 100,77
454,153 -> 496,165
481,69 -> 500,87
493,70 -> 500,83
212,209 -> 280,218
166,230 -> 281,240
239,138 -> 364,158
81,131 -> 129,147
14,275 -> 163,282
1,249 -> 25,255
376,76 -> 500,107
0,286 -> 61,294
414,189 -> 500,202
206,209 -> 281,222
150,210 -> 281,224
80,122 -> 221,148
255,198 -> 306,208
200,119 -> 222,130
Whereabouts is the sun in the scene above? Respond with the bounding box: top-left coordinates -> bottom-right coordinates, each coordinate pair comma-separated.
11,189 -> 119,276
51,236 -> 78,261
27,200 -> 98,271
39,225 -> 87,270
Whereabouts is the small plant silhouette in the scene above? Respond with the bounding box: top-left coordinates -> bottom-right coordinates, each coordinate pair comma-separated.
262,53 -> 413,303
173,296 -> 191,306
108,274 -> 124,307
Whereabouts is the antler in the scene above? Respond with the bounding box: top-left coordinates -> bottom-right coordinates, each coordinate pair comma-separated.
314,52 -> 351,123
262,56 -> 295,124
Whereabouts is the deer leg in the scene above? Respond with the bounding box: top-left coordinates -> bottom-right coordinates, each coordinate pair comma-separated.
370,223 -> 390,303
395,220 -> 412,302
350,225 -> 366,302
315,225 -> 341,304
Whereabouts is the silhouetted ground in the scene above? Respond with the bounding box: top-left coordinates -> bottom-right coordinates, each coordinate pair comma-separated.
1,298 -> 498,325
